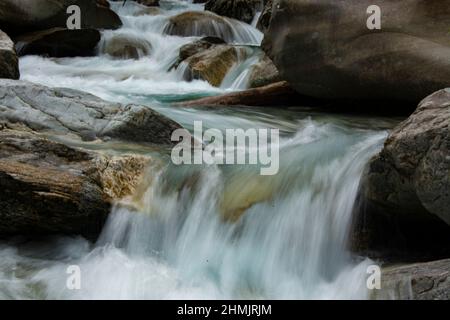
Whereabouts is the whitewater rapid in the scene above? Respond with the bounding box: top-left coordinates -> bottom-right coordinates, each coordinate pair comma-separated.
0,110 -> 396,299
19,0 -> 263,105
0,0 -> 399,299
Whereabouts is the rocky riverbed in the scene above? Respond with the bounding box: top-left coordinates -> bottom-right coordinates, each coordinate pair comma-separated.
0,0 -> 449,300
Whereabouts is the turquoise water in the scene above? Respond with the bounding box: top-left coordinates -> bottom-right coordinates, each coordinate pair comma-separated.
0,0 -> 401,300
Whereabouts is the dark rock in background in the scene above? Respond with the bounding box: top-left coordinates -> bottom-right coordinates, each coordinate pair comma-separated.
15,28 -> 101,58
0,0 -> 122,35
205,0 -> 261,24
263,0 -> 450,104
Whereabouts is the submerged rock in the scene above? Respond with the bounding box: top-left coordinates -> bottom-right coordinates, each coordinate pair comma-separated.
134,6 -> 161,17
376,259 -> 450,300
0,30 -> 19,79
164,11 -> 238,43
15,28 -> 101,58
0,0 -> 122,35
263,0 -> 450,103
0,125 -> 150,238
220,172 -> 276,222
101,33 -> 152,59
0,80 -> 182,145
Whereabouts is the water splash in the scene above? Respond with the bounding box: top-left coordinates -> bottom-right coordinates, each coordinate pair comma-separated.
20,0 -> 264,103
220,48 -> 262,90
0,113 -> 391,299
2,0 -> 399,300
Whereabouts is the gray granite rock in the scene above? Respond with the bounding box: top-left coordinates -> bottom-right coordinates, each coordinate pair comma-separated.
0,80 -> 182,145
376,259 -> 450,300
364,89 -> 450,225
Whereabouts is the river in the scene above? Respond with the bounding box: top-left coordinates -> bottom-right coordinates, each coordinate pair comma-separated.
0,0 -> 400,299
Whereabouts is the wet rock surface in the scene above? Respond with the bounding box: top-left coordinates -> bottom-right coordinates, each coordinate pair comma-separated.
15,28 -> 101,58
364,89 -> 450,226
0,0 -> 122,35
164,11 -> 252,43
353,89 -> 450,261
248,54 -> 280,88
0,30 -> 19,79
263,0 -> 450,103
179,44 -> 248,87
0,125 -> 150,238
376,259 -> 450,300
0,80 -> 182,145
180,81 -> 304,107
205,0 -> 260,24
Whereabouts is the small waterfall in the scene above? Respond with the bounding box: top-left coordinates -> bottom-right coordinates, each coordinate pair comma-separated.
251,0 -> 265,28
220,48 -> 261,90
19,0 -> 264,103
94,124 -> 386,299
98,30 -> 153,59
20,118 -> 387,299
251,11 -> 262,28
4,0 -> 399,300
162,12 -> 263,46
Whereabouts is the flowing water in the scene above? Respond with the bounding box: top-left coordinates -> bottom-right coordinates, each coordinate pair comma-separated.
0,0 -> 400,299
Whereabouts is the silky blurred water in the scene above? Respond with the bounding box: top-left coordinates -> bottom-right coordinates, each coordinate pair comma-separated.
0,0 -> 400,300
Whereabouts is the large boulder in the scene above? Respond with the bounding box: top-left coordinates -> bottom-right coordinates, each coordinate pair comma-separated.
205,0 -> 260,24
0,0 -> 122,35
375,259 -> 450,300
0,30 -> 19,79
263,0 -> 450,104
15,28 -> 101,57
353,89 -> 450,259
0,124 -> 150,238
364,89 -> 450,225
0,80 -> 182,145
